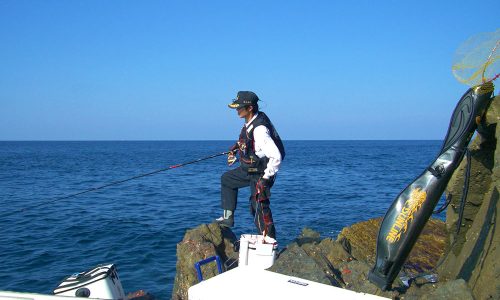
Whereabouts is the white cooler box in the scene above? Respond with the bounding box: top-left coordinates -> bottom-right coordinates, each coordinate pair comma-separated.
53,263 -> 125,299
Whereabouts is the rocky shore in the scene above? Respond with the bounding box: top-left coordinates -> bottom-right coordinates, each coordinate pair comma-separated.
171,95 -> 499,299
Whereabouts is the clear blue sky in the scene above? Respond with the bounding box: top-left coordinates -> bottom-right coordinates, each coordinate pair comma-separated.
1,1 -> 498,140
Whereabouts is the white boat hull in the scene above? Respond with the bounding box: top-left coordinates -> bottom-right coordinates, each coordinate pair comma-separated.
188,267 -> 389,300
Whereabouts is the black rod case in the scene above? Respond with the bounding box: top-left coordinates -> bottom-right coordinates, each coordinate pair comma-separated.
368,82 -> 495,290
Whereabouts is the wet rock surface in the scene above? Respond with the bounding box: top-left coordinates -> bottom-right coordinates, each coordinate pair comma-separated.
171,223 -> 238,300
337,217 -> 446,276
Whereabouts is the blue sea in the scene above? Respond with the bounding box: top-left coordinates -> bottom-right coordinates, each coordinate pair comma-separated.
0,141 -> 446,299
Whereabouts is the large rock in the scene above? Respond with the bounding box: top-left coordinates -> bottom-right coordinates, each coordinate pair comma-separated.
403,279 -> 474,300
437,95 -> 500,299
340,260 -> 398,298
269,228 -> 396,298
171,223 -> 237,300
337,217 -> 446,275
268,228 -> 347,287
336,218 -> 380,263
268,242 -> 334,285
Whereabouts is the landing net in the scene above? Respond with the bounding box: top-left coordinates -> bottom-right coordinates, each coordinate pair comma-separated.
452,29 -> 500,86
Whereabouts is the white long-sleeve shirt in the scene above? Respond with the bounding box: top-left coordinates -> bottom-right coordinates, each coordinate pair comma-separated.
244,113 -> 282,179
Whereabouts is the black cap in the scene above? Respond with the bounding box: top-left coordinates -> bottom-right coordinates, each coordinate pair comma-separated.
228,91 -> 259,109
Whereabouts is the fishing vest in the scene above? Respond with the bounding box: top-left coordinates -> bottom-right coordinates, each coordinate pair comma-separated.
238,112 -> 285,174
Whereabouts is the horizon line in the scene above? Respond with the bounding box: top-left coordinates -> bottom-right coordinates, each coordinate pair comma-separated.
0,139 -> 443,142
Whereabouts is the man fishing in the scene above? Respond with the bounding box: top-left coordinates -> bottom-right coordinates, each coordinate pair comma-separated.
216,91 -> 285,239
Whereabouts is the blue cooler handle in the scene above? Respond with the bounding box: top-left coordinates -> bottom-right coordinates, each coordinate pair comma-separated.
194,255 -> 223,282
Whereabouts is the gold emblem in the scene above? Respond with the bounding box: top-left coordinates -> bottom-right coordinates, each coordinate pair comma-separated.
386,188 -> 427,243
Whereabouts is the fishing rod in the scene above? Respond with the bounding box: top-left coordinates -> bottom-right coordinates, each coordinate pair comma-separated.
1,150 -> 230,219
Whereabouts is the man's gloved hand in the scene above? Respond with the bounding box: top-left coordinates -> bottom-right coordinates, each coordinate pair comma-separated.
227,143 -> 239,166
227,151 -> 237,166
256,177 -> 271,202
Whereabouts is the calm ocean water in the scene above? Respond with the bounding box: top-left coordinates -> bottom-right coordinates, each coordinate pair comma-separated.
0,141 -> 445,299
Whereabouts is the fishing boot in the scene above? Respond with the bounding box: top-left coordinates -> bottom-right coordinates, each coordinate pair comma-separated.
215,210 -> 234,227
